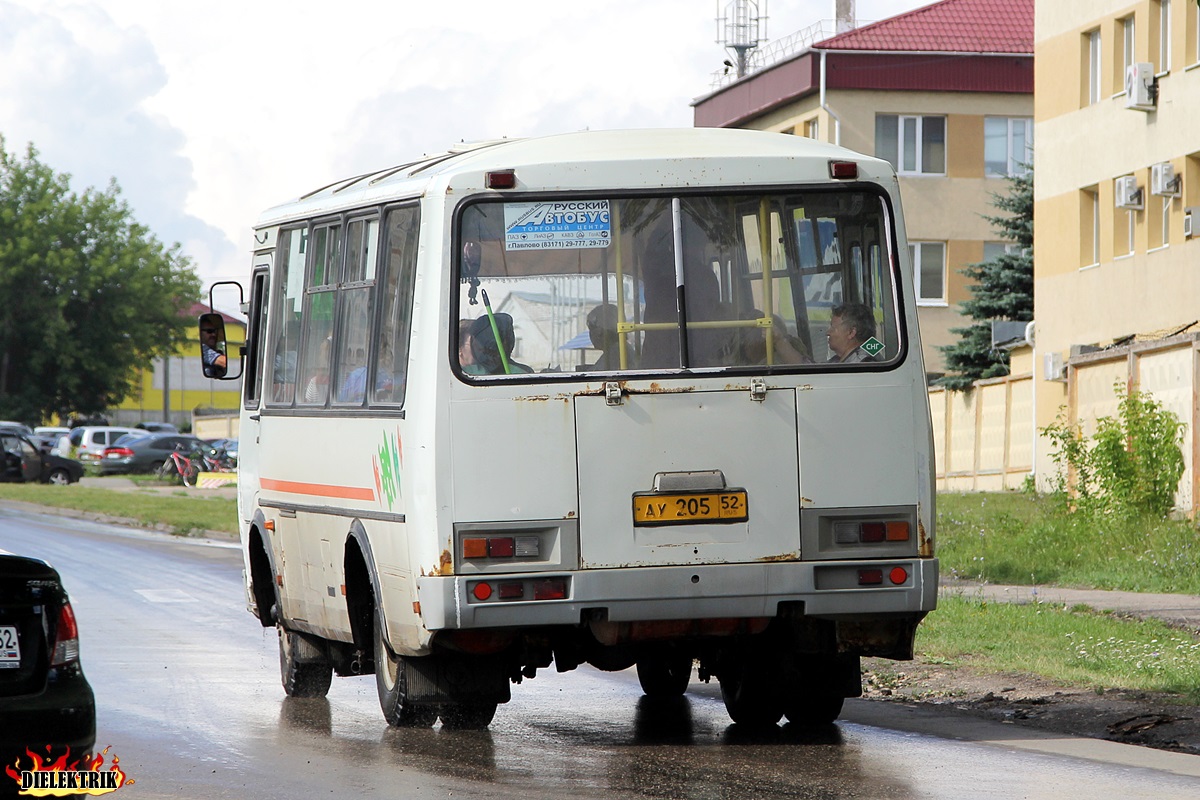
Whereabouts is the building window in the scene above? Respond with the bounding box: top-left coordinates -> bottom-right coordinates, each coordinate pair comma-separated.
1086,29 -> 1103,104
1158,0 -> 1173,72
1151,195 -> 1172,249
984,117 -> 1032,177
1081,187 -> 1100,267
910,242 -> 946,304
1122,15 -> 1137,84
805,118 -> 819,140
875,115 -> 946,175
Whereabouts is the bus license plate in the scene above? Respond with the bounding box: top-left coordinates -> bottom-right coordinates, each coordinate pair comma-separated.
632,491 -> 748,526
0,625 -> 19,669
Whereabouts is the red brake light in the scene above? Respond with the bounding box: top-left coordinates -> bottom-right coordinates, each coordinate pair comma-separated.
533,579 -> 567,600
488,537 -> 515,558
829,160 -> 858,179
860,523 -> 886,542
858,569 -> 883,586
52,602 -> 80,666
105,448 -> 134,458
486,170 -> 517,189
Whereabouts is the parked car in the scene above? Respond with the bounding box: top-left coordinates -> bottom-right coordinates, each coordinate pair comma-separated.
0,553 -> 96,771
97,433 -> 210,475
64,426 -> 143,464
136,421 -> 178,434
0,421 -> 33,437
32,427 -> 70,455
0,434 -> 84,485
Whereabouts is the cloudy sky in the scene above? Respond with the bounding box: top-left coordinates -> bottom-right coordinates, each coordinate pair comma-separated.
0,1 -> 926,295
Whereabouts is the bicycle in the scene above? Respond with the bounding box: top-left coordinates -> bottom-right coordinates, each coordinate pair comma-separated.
158,444 -> 235,487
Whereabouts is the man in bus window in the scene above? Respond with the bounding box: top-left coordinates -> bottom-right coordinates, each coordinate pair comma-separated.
585,303 -> 624,371
826,302 -> 876,363
463,313 -> 531,375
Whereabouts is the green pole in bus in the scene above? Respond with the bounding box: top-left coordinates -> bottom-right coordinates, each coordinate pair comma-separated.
480,290 -> 512,375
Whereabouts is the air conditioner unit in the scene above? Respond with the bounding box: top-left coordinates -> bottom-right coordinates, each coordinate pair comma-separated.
1150,162 -> 1180,197
1125,62 -> 1157,110
1114,175 -> 1143,210
1043,352 -> 1066,382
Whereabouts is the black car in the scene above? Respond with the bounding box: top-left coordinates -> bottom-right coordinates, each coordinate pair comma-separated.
0,555 -> 96,775
96,433 -> 209,475
0,434 -> 84,485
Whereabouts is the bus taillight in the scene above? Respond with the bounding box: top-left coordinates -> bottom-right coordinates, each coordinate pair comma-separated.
834,520 -> 910,544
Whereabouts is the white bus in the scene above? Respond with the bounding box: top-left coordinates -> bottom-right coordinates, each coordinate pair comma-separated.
202,128 -> 937,730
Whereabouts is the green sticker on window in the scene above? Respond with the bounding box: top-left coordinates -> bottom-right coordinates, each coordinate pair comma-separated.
860,337 -> 885,358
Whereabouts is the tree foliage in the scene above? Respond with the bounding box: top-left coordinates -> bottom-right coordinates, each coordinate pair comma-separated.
936,168 -> 1033,389
0,137 -> 201,424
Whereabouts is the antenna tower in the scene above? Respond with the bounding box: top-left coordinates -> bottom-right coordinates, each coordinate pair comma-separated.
716,0 -> 767,79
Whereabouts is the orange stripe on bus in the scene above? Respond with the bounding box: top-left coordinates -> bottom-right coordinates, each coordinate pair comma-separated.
260,478 -> 376,502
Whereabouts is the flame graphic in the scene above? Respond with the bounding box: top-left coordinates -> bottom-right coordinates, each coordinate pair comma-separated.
4,746 -> 132,797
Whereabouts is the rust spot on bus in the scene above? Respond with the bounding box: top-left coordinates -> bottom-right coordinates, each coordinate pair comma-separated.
916,515 -> 933,557
758,552 -> 799,562
515,394 -> 552,402
565,511 -> 576,518
426,549 -> 454,577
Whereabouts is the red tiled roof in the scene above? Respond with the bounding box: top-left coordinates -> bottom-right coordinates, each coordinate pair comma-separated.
815,0 -> 1032,54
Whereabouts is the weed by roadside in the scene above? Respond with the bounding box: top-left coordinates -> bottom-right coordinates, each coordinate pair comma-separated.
918,595 -> 1200,702
937,491 -> 1200,595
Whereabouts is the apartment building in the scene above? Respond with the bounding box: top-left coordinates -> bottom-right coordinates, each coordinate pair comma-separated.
692,0 -> 1034,376
1034,1 -> 1200,507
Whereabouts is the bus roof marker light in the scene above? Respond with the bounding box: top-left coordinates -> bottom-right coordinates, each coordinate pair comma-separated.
829,160 -> 858,179
486,170 -> 517,189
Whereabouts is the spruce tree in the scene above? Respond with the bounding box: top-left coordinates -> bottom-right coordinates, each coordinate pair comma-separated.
936,167 -> 1033,390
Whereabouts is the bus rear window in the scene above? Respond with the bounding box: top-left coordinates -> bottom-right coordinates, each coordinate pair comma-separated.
454,191 -> 900,377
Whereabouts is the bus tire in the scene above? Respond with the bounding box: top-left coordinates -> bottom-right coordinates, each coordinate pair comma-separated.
718,659 -> 783,727
782,655 -> 850,726
278,626 -> 332,698
439,701 -> 497,730
375,615 -> 436,727
636,649 -> 692,698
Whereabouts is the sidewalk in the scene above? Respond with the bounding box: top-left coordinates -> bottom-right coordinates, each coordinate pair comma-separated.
941,578 -> 1200,631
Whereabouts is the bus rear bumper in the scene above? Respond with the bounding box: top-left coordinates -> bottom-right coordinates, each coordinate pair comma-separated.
416,558 -> 938,631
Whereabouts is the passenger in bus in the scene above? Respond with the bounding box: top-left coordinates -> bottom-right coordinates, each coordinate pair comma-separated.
303,336 -> 331,403
723,311 -> 812,366
826,302 -> 877,363
457,319 -> 476,370
585,303 -> 625,371
337,341 -> 396,403
463,313 -> 532,375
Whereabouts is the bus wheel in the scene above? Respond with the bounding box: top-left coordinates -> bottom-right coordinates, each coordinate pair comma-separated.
439,701 -> 497,730
782,657 -> 848,726
636,649 -> 692,698
374,617 -> 436,727
718,660 -> 783,727
278,626 -> 332,698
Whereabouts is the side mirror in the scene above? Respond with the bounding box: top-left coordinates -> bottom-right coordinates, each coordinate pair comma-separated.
199,313 -> 229,379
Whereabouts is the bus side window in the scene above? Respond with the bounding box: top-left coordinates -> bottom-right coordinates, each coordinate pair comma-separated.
333,217 -> 379,405
374,205 -> 420,406
268,227 -> 306,405
244,268 -> 269,406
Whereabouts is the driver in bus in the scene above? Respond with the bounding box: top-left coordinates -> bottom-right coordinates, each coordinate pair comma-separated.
462,313 -> 532,375
826,302 -> 877,363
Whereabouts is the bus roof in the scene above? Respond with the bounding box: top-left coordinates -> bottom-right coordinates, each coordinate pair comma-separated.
255,128 -> 894,227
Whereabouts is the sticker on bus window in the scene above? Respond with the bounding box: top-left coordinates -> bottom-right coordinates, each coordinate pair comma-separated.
504,200 -> 611,251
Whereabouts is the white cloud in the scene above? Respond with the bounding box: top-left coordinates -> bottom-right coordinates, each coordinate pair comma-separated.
1,0 -> 927,295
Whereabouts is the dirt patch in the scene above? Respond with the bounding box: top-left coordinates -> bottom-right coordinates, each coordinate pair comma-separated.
862,657 -> 1200,755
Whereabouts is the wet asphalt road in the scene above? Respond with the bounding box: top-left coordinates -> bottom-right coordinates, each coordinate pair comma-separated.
4,507 -> 1200,799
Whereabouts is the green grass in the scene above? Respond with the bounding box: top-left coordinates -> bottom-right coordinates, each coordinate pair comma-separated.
937,491 -> 1200,595
0,481 -> 237,536
915,594 -> 1200,702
